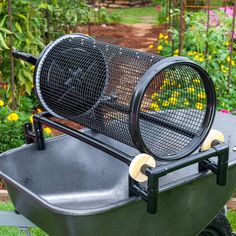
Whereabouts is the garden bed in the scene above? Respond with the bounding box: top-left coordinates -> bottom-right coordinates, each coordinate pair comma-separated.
75,23 -> 164,52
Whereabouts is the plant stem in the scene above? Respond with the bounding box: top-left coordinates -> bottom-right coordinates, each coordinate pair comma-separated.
8,0 -> 16,109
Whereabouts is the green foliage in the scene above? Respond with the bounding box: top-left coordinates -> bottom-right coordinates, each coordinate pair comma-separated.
0,0 -> 89,107
18,96 -> 39,113
227,209 -> 236,232
108,7 -> 158,24
149,78 -> 206,113
0,103 -> 31,153
0,98 -> 52,153
92,7 -> 121,24
155,9 -> 236,111
0,0 -> 45,104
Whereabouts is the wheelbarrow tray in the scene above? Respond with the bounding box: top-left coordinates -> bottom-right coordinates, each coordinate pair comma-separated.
0,112 -> 236,236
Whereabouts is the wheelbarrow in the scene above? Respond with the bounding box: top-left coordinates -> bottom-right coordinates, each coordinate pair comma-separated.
0,34 -> 235,235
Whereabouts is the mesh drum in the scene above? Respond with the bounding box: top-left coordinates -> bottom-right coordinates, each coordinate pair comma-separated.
34,34 -> 216,160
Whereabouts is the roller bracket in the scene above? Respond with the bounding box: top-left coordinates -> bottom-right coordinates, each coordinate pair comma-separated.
23,123 -> 36,144
198,143 -> 229,186
23,114 -> 46,150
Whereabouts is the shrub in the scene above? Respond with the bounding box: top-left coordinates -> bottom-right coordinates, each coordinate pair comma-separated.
153,9 -> 236,111
0,0 -> 89,107
0,99 -> 52,153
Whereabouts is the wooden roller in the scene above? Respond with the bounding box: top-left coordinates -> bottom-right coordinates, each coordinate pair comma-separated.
200,129 -> 224,151
129,154 -> 156,182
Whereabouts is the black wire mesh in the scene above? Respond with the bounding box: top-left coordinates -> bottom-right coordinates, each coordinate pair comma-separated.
136,63 -> 210,159
35,34 -> 215,160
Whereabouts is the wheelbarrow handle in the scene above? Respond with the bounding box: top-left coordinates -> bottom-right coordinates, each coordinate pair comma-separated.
12,50 -> 37,65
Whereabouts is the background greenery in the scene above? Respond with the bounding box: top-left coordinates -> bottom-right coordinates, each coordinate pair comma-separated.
153,6 -> 236,111
0,0 -> 90,152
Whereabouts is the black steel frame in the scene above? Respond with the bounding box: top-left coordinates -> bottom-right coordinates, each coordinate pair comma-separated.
23,112 -> 229,214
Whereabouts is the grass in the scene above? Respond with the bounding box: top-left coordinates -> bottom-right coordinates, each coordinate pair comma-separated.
88,5 -> 167,25
0,201 -> 48,236
108,6 -> 159,24
227,209 -> 236,232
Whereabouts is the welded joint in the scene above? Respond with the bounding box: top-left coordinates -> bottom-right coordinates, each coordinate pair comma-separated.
198,143 -> 229,186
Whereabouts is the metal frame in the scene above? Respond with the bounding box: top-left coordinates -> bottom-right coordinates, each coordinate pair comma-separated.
23,112 -> 229,214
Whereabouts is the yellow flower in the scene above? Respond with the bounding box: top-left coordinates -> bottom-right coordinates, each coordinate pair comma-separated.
195,102 -> 203,110
7,113 -> 19,121
149,44 -> 154,49
173,91 -> 180,97
157,45 -> 163,51
164,35 -> 168,40
188,52 -> 194,56
151,92 -> 158,100
227,56 -> 231,63
187,87 -> 195,93
37,108 -> 43,113
197,92 -> 206,99
159,33 -> 164,39
150,102 -> 160,112
193,51 -> 198,55
44,127 -> 52,135
193,79 -> 201,83
0,100 -> 4,107
194,55 -> 199,61
198,57 -> 204,62
169,97 -> 177,105
175,49 -> 179,54
225,41 -> 230,47
163,79 -> 170,85
162,100 -> 169,107
3,84 -> 7,90
174,54 -> 178,57
184,99 -> 190,106
221,64 -> 228,73
30,115 -> 33,123
232,60 -> 235,66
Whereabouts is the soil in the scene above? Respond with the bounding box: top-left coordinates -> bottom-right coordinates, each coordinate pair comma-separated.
75,23 -> 166,52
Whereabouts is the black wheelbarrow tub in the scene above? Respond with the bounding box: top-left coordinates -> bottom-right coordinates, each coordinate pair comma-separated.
0,112 -> 236,236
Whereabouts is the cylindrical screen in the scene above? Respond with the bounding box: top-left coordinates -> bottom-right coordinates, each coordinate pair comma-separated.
34,34 -> 215,160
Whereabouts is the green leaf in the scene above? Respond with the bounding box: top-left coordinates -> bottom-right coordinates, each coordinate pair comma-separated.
0,27 -> 12,35
0,15 -> 8,27
0,33 -> 9,50
14,22 -> 22,33
16,14 -> 27,22
38,3 -> 48,9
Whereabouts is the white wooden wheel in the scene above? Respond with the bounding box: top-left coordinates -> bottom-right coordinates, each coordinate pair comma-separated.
129,153 -> 156,182
200,129 -> 225,151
